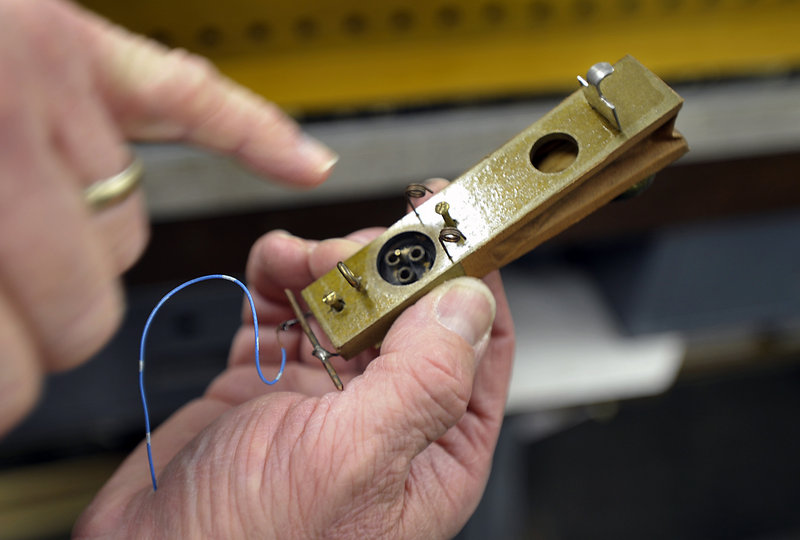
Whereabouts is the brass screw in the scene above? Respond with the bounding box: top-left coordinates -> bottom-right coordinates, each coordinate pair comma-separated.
435,201 -> 458,228
322,291 -> 345,312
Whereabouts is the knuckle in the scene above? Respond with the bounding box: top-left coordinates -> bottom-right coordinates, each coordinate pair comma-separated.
257,100 -> 301,140
140,48 -> 221,121
257,99 -> 291,126
175,49 -> 219,83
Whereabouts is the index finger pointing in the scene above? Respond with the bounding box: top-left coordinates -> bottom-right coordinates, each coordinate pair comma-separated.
81,11 -> 337,186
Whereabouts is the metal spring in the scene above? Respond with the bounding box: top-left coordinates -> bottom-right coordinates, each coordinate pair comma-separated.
439,226 -> 466,243
405,183 -> 433,223
438,226 -> 466,262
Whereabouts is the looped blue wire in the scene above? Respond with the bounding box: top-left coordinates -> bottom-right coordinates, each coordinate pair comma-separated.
139,274 -> 286,491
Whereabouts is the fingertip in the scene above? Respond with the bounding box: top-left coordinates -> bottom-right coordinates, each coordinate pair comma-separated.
246,230 -> 317,298
196,86 -> 337,188
293,134 -> 339,186
238,129 -> 338,188
433,277 -> 496,351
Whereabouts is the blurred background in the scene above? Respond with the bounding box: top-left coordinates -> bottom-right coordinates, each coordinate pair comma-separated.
2,0 -> 800,538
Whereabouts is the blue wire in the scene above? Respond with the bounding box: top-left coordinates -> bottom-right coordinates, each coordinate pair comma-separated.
139,274 -> 286,491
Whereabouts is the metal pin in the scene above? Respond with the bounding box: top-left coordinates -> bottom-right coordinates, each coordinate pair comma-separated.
435,201 -> 459,228
336,261 -> 363,291
284,289 -> 344,391
322,291 -> 345,312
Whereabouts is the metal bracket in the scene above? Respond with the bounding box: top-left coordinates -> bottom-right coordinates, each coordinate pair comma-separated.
578,62 -> 623,132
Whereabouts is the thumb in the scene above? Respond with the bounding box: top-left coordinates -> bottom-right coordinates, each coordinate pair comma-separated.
350,277 -> 496,461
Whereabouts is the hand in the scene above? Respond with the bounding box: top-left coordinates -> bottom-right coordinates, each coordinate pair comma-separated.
75,226 -> 515,538
0,0 -> 337,434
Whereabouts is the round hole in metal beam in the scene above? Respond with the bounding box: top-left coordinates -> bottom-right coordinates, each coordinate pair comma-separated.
529,133 -> 579,173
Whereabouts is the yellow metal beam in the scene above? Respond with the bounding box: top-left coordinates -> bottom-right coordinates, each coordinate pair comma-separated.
80,0 -> 800,114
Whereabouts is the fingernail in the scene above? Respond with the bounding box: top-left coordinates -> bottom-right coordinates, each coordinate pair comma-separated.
297,134 -> 339,175
435,278 -> 496,347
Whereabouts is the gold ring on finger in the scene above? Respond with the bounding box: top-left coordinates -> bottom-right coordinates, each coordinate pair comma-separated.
84,156 -> 144,211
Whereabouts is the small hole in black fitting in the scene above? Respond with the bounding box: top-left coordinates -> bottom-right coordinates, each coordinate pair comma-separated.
397,267 -> 414,283
385,251 -> 401,266
408,246 -> 425,262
